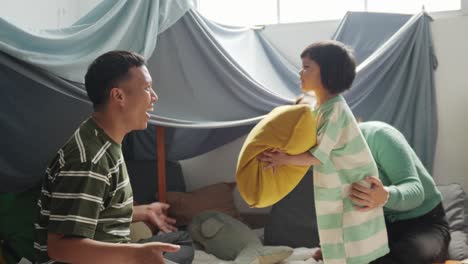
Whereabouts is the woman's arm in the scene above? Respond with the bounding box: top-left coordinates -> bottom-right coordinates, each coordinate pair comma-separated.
351,127 -> 425,211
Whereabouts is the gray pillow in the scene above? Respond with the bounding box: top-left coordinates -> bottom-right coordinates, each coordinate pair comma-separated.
437,184 -> 468,260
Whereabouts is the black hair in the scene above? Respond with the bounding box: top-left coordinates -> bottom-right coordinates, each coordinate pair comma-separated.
85,50 -> 146,110
301,40 -> 356,94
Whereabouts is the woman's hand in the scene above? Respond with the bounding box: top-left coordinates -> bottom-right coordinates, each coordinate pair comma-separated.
350,176 -> 389,211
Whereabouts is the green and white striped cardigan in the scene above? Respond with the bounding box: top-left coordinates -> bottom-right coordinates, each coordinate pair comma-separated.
309,96 -> 389,264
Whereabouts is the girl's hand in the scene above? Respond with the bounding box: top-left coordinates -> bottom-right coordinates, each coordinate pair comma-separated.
257,149 -> 289,174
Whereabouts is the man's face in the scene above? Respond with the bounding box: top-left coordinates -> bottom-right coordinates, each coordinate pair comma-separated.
300,57 -> 322,93
119,66 -> 158,131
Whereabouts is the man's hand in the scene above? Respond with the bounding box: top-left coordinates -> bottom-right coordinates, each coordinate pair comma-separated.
134,203 -> 177,233
135,242 -> 180,264
350,176 -> 389,211
47,233 -> 179,264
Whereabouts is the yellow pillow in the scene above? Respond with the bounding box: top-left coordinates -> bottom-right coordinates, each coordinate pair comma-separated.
236,104 -> 317,208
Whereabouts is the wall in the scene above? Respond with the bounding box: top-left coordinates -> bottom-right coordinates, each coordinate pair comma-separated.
431,14 -> 468,190
260,20 -> 340,68
181,12 -> 468,210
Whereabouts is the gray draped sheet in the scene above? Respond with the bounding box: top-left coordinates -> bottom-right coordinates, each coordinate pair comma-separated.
0,11 -> 437,192
339,12 -> 438,171
123,10 -> 301,161
0,52 -> 92,191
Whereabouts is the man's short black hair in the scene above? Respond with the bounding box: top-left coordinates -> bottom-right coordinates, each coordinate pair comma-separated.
85,50 -> 146,110
301,40 -> 356,94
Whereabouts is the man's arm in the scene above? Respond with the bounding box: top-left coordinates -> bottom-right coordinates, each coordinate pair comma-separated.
372,128 -> 425,211
47,233 -> 179,264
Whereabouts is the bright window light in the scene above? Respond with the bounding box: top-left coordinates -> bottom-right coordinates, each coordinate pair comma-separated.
367,0 -> 460,13
197,0 -> 461,26
197,0 -> 277,26
280,0 -> 364,23
422,0 -> 460,12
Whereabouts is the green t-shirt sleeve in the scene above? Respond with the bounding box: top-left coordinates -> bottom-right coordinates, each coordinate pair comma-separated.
47,162 -> 109,239
375,128 -> 425,211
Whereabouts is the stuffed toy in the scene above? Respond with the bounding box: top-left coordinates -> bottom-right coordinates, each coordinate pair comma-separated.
188,211 -> 293,264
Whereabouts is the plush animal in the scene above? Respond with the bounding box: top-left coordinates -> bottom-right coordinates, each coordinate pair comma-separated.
188,211 -> 293,264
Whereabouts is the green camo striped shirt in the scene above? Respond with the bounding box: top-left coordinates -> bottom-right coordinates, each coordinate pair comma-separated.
34,118 -> 133,264
309,96 -> 389,264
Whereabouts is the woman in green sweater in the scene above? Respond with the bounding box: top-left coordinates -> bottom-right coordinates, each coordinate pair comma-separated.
349,121 -> 450,263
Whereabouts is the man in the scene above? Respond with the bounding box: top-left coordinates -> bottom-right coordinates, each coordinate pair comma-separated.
34,51 -> 194,264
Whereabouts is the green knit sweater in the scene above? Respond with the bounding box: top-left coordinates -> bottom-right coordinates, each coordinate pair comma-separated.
359,121 -> 442,222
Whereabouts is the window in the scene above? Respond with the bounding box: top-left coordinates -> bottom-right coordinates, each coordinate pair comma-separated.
279,0 -> 364,24
197,0 -> 277,26
367,0 -> 460,14
196,0 -> 461,26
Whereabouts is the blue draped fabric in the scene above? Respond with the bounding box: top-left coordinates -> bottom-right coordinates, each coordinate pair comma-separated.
0,0 -> 193,83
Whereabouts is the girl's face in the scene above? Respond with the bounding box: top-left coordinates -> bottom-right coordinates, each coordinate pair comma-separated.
300,56 -> 322,92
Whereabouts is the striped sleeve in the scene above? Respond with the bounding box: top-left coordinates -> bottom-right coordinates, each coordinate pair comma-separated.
47,162 -> 109,239
309,107 -> 346,164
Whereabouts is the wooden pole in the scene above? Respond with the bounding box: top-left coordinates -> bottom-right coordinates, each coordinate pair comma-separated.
156,126 -> 166,203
